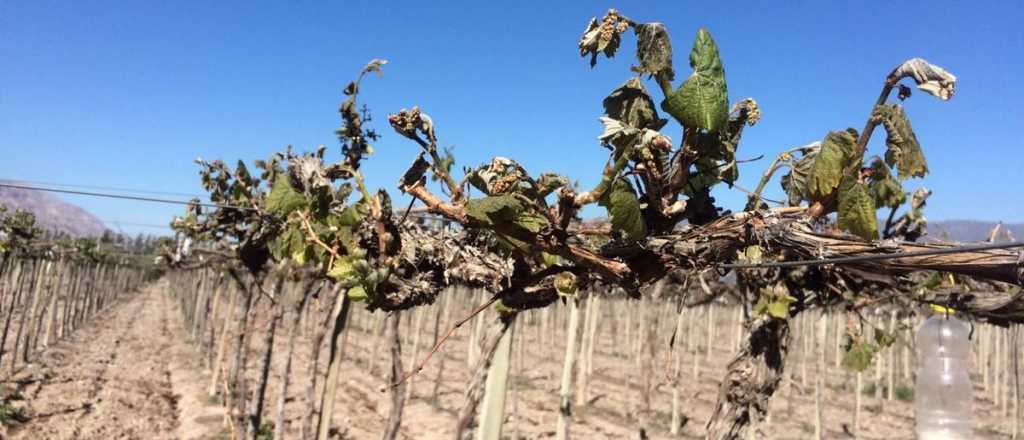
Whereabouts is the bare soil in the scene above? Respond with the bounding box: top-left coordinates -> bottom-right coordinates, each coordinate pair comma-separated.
3,284 -> 226,439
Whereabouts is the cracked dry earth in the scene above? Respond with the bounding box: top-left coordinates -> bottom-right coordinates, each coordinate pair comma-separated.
3,284 -> 227,440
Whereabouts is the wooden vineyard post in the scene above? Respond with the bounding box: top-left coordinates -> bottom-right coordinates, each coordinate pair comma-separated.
1013,324 -> 1020,439
382,312 -> 406,440
21,260 -> 51,363
705,304 -> 715,363
854,371 -> 863,437
455,313 -> 517,440
556,296 -> 581,440
575,291 -> 594,407
670,296 -> 687,436
406,303 -> 426,401
475,318 -> 514,440
814,311 -> 827,440
40,259 -> 65,348
468,289 -> 484,368
274,280 -> 312,440
432,286 -> 455,404
0,258 -> 25,368
316,288 -> 353,440
585,295 -> 601,380
887,309 -> 896,401
209,281 -> 238,398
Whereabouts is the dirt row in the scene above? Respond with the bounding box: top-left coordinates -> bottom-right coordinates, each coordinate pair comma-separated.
3,283 -> 226,439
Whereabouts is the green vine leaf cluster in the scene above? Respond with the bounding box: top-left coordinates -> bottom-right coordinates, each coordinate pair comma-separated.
776,57 -> 954,240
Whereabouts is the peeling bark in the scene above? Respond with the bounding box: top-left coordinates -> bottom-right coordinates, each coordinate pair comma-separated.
705,315 -> 790,440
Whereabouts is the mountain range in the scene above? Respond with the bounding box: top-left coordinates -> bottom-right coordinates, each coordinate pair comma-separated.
0,181 -> 107,237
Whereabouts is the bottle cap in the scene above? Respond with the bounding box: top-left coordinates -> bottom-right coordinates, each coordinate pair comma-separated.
930,304 -> 955,315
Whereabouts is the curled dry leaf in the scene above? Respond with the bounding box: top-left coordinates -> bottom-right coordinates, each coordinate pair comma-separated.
730,98 -> 761,126
887,58 -> 957,101
873,104 -> 928,180
388,106 -> 437,143
362,58 -> 388,78
579,9 -> 630,67
603,77 -> 668,131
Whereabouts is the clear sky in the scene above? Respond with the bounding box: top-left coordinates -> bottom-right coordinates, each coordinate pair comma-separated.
2,1 -> 1022,236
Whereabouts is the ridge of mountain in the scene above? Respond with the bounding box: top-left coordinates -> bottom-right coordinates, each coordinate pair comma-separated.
0,181 -> 107,237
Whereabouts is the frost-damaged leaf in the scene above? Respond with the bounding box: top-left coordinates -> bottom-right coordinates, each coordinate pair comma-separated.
598,117 -> 635,145
578,10 -> 630,67
465,157 -> 531,196
466,194 -> 549,253
400,153 -> 430,189
466,194 -> 549,234
466,194 -> 527,226
598,178 -> 646,242
388,106 -> 436,143
603,78 -> 668,130
808,131 -> 856,200
362,58 -> 388,78
662,28 -> 729,132
867,158 -> 906,209
266,177 -> 307,216
873,104 -> 928,180
537,173 -> 569,197
838,181 -> 879,240
780,142 -> 821,206
634,22 -> 674,81
888,58 -> 956,101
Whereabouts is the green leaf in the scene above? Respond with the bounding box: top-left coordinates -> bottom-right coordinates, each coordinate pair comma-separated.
269,225 -> 305,262
867,158 -> 906,209
266,177 -> 307,216
603,78 -> 667,131
874,104 -> 928,180
537,173 -> 569,198
808,131 -> 857,200
842,341 -> 878,372
753,285 -> 796,320
327,253 -> 365,285
598,178 -> 646,242
874,329 -> 898,348
431,147 -> 456,184
540,252 -> 562,268
780,145 -> 818,205
554,272 -> 578,295
766,300 -> 791,319
465,194 -> 528,226
837,181 -> 879,240
336,205 -> 365,228
466,194 -> 549,252
347,285 -> 368,302
662,28 -> 728,132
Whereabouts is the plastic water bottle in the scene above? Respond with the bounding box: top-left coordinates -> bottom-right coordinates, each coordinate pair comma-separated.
915,306 -> 973,439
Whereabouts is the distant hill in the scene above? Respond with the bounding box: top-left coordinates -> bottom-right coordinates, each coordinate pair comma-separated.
930,220 -> 1022,243
0,181 -> 107,237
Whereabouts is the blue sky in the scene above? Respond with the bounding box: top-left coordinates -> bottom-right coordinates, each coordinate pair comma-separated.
2,1 -> 1022,235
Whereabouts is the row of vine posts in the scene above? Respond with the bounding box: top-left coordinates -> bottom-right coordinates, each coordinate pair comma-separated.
0,207 -> 152,424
